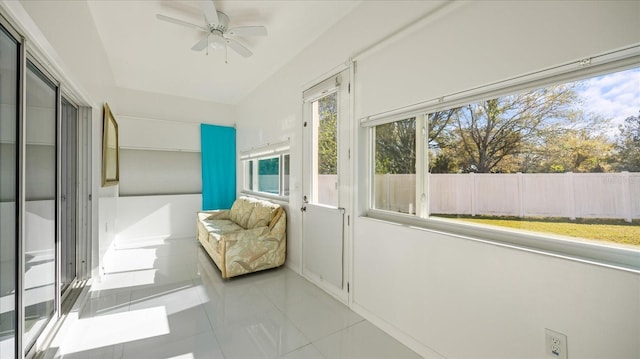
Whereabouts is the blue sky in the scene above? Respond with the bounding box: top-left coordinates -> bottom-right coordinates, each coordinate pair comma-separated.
577,67 -> 640,131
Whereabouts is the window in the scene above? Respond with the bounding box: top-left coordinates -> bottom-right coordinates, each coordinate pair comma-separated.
374,118 -> 417,214
241,142 -> 290,199
368,64 -> 640,258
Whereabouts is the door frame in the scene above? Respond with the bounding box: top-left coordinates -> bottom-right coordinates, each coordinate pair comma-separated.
301,67 -> 352,304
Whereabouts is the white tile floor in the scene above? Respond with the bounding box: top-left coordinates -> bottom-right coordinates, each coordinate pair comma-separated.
47,237 -> 421,359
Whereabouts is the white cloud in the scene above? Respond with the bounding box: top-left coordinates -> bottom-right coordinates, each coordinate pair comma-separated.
577,68 -> 640,127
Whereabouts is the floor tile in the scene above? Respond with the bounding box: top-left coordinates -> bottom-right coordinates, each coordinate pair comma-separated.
54,236 -> 419,359
255,270 -> 324,312
279,343 -> 326,359
58,343 -> 124,359
283,296 -> 356,342
80,291 -> 131,319
313,321 -> 421,359
128,280 -> 207,315
214,308 -> 309,359
122,330 -> 224,359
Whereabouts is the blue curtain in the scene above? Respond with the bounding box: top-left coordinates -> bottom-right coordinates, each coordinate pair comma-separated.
201,124 -> 236,210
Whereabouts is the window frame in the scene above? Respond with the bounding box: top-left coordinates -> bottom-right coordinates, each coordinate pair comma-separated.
240,142 -> 290,201
362,46 -> 640,273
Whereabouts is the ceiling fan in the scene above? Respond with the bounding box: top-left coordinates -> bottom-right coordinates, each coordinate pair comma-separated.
156,1 -> 267,59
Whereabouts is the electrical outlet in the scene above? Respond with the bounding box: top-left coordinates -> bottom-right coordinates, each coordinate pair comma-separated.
545,329 -> 568,359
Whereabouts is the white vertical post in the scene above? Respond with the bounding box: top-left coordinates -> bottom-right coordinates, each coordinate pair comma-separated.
566,172 -> 576,220
517,172 -> 524,218
415,115 -> 427,217
386,173 -> 391,211
622,171 -> 632,223
471,172 -> 476,217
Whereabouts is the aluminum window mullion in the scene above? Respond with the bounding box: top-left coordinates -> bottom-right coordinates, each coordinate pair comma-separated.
55,86 -> 62,320
16,29 -> 26,359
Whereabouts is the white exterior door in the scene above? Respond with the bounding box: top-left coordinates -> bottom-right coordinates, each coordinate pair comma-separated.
301,69 -> 351,303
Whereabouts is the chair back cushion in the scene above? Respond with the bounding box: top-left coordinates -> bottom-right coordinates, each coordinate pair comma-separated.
229,196 -> 256,228
247,199 -> 280,229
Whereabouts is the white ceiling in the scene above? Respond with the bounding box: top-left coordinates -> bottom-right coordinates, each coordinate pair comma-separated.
86,0 -> 360,105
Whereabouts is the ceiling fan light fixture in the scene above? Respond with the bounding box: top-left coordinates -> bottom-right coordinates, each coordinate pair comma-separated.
157,1 -> 266,60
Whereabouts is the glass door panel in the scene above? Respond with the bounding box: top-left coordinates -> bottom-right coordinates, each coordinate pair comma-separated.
23,61 -> 57,350
61,98 -> 77,293
0,24 -> 19,359
312,92 -> 339,207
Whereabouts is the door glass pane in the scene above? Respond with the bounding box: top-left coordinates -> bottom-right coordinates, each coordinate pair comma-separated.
24,62 -> 57,349
313,92 -> 338,206
61,99 -> 77,293
0,25 -> 19,359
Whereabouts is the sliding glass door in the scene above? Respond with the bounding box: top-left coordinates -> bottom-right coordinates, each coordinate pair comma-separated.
0,24 -> 20,359
23,61 -> 58,351
61,98 -> 77,293
0,17 -> 89,358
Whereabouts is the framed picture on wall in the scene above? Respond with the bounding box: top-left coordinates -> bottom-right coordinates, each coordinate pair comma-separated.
102,103 -> 119,186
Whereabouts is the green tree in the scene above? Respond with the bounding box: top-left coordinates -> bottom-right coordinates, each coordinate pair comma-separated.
431,85 -> 579,173
538,125 -> 614,173
375,118 -> 416,174
614,110 -> 640,172
317,94 -> 337,174
428,109 -> 460,173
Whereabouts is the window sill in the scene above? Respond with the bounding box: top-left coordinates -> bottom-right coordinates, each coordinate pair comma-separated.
241,190 -> 289,204
364,209 -> 640,274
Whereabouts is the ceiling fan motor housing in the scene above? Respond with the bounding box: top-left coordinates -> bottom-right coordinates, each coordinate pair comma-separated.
209,11 -> 230,33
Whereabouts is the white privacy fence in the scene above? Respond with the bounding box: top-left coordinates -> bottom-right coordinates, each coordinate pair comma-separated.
373,172 -> 640,221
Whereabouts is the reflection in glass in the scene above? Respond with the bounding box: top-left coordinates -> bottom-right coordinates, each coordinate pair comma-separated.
0,25 -> 19,359
24,62 -> 57,349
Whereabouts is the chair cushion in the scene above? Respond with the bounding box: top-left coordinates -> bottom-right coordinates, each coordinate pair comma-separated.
201,219 -> 244,236
247,200 -> 280,229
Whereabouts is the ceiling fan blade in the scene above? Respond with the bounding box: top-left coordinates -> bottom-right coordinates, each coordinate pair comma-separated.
200,0 -> 219,26
227,26 -> 268,37
191,37 -> 209,51
226,38 -> 252,58
156,14 -> 207,31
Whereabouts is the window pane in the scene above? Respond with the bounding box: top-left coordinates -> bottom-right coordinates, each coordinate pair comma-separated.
283,154 -> 290,196
246,160 -> 254,191
258,157 -> 279,194
314,92 -> 338,206
373,118 -> 416,214
24,62 -> 57,348
427,67 -> 640,247
0,25 -> 18,358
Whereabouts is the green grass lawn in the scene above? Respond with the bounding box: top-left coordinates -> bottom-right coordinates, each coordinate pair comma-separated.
443,216 -> 640,247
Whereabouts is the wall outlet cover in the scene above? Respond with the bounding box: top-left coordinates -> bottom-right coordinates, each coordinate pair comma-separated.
545,328 -> 568,359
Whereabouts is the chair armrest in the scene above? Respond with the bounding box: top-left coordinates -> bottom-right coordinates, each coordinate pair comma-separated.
200,209 -> 230,220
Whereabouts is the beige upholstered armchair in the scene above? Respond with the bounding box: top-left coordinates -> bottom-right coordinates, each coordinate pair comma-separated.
197,196 -> 286,278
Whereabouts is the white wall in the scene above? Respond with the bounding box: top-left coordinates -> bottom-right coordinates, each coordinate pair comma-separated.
237,1 -> 640,358
106,88 -> 235,247
236,0 -> 445,272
